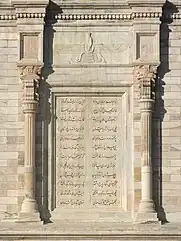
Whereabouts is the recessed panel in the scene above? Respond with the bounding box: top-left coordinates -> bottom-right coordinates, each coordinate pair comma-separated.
20,34 -> 38,60
55,96 -> 122,212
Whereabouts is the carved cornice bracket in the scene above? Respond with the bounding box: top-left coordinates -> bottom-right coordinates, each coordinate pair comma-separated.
134,64 -> 157,101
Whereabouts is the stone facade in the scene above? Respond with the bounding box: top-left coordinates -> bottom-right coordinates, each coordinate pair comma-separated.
1,0 -> 181,239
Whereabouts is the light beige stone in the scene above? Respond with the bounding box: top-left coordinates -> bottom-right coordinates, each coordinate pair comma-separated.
0,0 -> 181,236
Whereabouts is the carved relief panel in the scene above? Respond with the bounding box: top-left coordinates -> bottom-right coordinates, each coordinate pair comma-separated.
53,31 -> 131,65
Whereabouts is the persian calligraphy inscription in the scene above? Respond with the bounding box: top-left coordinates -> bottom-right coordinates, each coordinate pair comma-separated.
56,97 -> 86,208
56,96 -> 122,211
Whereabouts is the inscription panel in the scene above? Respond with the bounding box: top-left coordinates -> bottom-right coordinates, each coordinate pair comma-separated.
56,96 -> 122,211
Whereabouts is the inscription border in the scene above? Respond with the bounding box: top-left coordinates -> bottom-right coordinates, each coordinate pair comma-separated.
48,86 -> 134,221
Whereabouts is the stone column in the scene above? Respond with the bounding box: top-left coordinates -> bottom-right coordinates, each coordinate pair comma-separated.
17,62 -> 43,222
134,65 -> 159,224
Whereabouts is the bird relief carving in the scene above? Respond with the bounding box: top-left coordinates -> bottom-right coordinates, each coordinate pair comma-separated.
70,33 -> 106,64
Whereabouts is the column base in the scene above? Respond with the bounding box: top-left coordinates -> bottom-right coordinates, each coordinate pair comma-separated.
16,197 -> 42,223
135,200 -> 160,224
20,197 -> 38,213
138,199 -> 155,212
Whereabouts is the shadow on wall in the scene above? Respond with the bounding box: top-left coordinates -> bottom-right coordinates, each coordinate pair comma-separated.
152,0 -> 178,225
35,1 -> 62,224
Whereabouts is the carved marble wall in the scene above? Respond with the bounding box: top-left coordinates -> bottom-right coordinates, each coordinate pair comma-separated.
1,0 -> 181,227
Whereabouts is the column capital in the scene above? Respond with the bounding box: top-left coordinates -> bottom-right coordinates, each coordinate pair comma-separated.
17,60 -> 43,112
17,60 -> 43,81
134,64 -> 157,100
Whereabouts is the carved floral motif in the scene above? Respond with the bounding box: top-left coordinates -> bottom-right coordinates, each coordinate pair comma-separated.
19,65 -> 42,80
18,64 -> 43,104
134,65 -> 157,100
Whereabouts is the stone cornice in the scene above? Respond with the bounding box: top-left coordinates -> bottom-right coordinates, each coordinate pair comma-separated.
0,12 -> 163,20
1,0 -> 181,21
0,12 -> 181,21
55,12 -> 162,20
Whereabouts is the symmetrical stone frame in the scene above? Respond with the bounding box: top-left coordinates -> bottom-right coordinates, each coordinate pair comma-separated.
48,86 -> 134,222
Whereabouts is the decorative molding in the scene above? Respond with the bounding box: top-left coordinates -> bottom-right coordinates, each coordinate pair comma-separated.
1,12 -> 181,21
0,12 -> 179,21
55,12 -> 162,20
134,65 -> 157,100
0,13 -> 45,20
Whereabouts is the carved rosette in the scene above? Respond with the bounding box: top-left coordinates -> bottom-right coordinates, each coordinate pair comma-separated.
134,65 -> 157,101
18,63 -> 43,113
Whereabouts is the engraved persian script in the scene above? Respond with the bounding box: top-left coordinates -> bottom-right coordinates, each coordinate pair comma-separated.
56,97 -> 122,210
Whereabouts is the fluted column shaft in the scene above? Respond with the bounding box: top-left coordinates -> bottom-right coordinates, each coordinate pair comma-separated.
21,101 -> 38,214
139,99 -> 155,212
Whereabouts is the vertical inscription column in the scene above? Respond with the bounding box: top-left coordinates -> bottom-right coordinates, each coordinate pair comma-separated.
91,98 -> 121,208
134,65 -> 159,223
56,97 -> 86,208
17,64 -> 43,222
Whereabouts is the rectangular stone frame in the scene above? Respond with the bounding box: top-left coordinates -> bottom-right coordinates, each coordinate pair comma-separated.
48,86 -> 134,222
